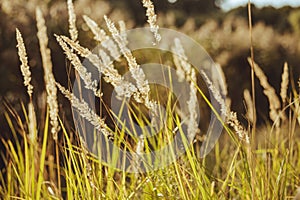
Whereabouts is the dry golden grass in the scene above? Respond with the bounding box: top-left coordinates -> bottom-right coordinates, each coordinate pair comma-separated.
1,1 -> 300,199
16,28 -> 33,98
36,7 -> 60,139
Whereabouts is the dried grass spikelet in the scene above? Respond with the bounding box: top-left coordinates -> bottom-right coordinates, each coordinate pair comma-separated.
201,70 -> 250,144
172,38 -> 191,82
247,57 -> 284,127
97,49 -> 138,99
28,101 -> 37,143
104,15 -> 158,114
83,15 -> 120,61
16,28 -> 33,98
57,35 -> 137,98
36,8 -> 60,139
55,35 -> 102,97
213,63 -> 231,108
201,71 -> 227,116
56,83 -> 113,139
67,0 -> 78,41
172,38 -> 199,141
83,15 -> 107,42
142,0 -> 161,44
280,62 -> 289,105
243,89 -> 254,124
187,69 -> 199,142
227,112 -> 250,144
118,20 -> 128,45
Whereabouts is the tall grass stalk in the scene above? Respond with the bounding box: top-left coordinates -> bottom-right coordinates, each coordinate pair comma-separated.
36,7 -> 61,192
247,2 -> 257,198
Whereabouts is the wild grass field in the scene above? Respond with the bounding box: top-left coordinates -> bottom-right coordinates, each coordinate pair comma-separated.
0,0 -> 300,199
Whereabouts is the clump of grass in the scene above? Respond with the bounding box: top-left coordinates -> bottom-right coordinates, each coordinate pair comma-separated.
1,0 -> 300,199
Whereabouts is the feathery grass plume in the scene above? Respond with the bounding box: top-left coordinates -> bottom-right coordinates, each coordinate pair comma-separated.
247,57 -> 284,126
201,71 -> 227,116
83,15 -> 121,61
36,8 -> 60,139
58,35 -> 137,98
227,111 -> 250,144
172,38 -> 191,82
244,89 -> 254,124
187,69 -> 199,142
142,0 -> 161,44
56,82 -> 113,139
97,49 -> 138,99
280,62 -> 289,105
15,27 -> 39,141
67,0 -> 78,41
55,35 -> 102,97
16,28 -> 33,98
213,63 -> 231,108
83,15 -> 107,41
172,38 -> 198,141
118,20 -> 128,45
104,15 -> 157,113
28,101 -> 37,143
201,70 -> 250,143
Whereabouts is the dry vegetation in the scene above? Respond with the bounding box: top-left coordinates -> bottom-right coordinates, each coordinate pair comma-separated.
0,0 -> 300,199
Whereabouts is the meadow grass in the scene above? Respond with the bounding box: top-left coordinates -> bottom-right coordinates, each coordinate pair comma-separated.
1,0 -> 300,199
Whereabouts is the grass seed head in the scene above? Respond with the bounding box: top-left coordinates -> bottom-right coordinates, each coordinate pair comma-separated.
16,28 -> 34,98
67,0 -> 78,41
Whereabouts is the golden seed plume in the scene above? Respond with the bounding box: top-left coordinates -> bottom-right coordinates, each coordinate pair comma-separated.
83,15 -> 121,60
213,63 -> 231,108
172,38 -> 199,142
57,35 -> 137,99
36,7 -> 60,139
227,111 -> 250,144
187,69 -> 199,142
55,35 -> 102,97
243,89 -> 254,124
142,0 -> 161,44
172,38 -> 191,82
280,62 -> 289,105
118,20 -> 128,45
201,70 -> 250,144
56,82 -> 113,139
16,28 -> 34,98
104,15 -> 158,114
247,57 -> 284,127
28,102 -> 37,143
83,15 -> 107,42
67,0 -> 78,41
